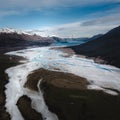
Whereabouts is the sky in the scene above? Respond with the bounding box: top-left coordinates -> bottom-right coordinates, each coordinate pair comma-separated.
0,0 -> 120,38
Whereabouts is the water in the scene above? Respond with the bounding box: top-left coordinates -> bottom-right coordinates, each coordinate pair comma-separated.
51,40 -> 86,47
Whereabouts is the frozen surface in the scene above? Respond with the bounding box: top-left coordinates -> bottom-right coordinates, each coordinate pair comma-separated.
5,47 -> 59,120
5,46 -> 120,120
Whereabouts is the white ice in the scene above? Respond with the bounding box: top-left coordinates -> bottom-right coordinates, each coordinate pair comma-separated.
5,47 -> 59,120
5,46 -> 120,120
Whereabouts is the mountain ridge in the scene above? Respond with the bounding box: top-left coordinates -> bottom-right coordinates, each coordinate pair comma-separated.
0,29 -> 54,53
69,26 -> 120,67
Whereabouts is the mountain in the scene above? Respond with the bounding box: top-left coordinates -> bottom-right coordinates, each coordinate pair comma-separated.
69,26 -> 120,68
0,28 -> 54,53
88,34 -> 103,41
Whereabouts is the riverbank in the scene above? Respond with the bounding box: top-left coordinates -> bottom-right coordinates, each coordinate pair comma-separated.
0,54 -> 23,120
57,47 -> 108,65
25,68 -> 120,120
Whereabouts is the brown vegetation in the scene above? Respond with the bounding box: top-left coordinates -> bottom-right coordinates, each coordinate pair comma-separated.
25,68 -> 88,92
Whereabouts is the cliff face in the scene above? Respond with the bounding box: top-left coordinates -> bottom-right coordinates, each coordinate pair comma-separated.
70,26 -> 120,67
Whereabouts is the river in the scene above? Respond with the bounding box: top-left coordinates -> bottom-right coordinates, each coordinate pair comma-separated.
5,46 -> 120,120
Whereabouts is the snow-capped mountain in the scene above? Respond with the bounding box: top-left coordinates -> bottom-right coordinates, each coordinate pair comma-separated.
0,28 -> 55,53
0,28 -> 50,37
0,28 -> 30,35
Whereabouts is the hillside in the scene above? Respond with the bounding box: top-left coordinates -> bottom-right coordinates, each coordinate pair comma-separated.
0,29 -> 54,53
70,26 -> 120,67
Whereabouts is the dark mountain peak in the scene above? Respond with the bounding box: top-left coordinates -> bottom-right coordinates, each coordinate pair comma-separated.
100,25 -> 120,39
107,25 -> 120,34
90,34 -> 103,40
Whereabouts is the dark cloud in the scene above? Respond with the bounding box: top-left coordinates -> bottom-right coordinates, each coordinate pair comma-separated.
81,12 -> 120,26
57,27 -> 65,31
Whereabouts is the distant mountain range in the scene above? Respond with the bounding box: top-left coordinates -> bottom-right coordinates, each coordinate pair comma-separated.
0,28 -> 90,52
0,28 -> 54,52
70,26 -> 120,68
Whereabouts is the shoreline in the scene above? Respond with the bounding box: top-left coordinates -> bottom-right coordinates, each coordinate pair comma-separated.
56,47 -> 109,66
66,45 -> 120,68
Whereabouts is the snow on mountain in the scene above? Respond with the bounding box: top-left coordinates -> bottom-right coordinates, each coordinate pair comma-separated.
0,28 -> 55,53
0,28 -> 33,35
0,28 -> 50,37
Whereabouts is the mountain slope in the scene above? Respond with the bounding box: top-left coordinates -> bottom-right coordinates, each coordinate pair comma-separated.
70,26 -> 120,67
0,29 -> 54,53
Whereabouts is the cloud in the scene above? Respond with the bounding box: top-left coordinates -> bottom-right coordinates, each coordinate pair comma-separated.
0,0 -> 120,18
81,14 -> 120,26
34,25 -> 117,38
80,5 -> 120,26
0,10 -> 20,18
0,0 -> 120,9
0,0 -> 120,37
34,11 -> 120,38
49,24 -> 118,38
